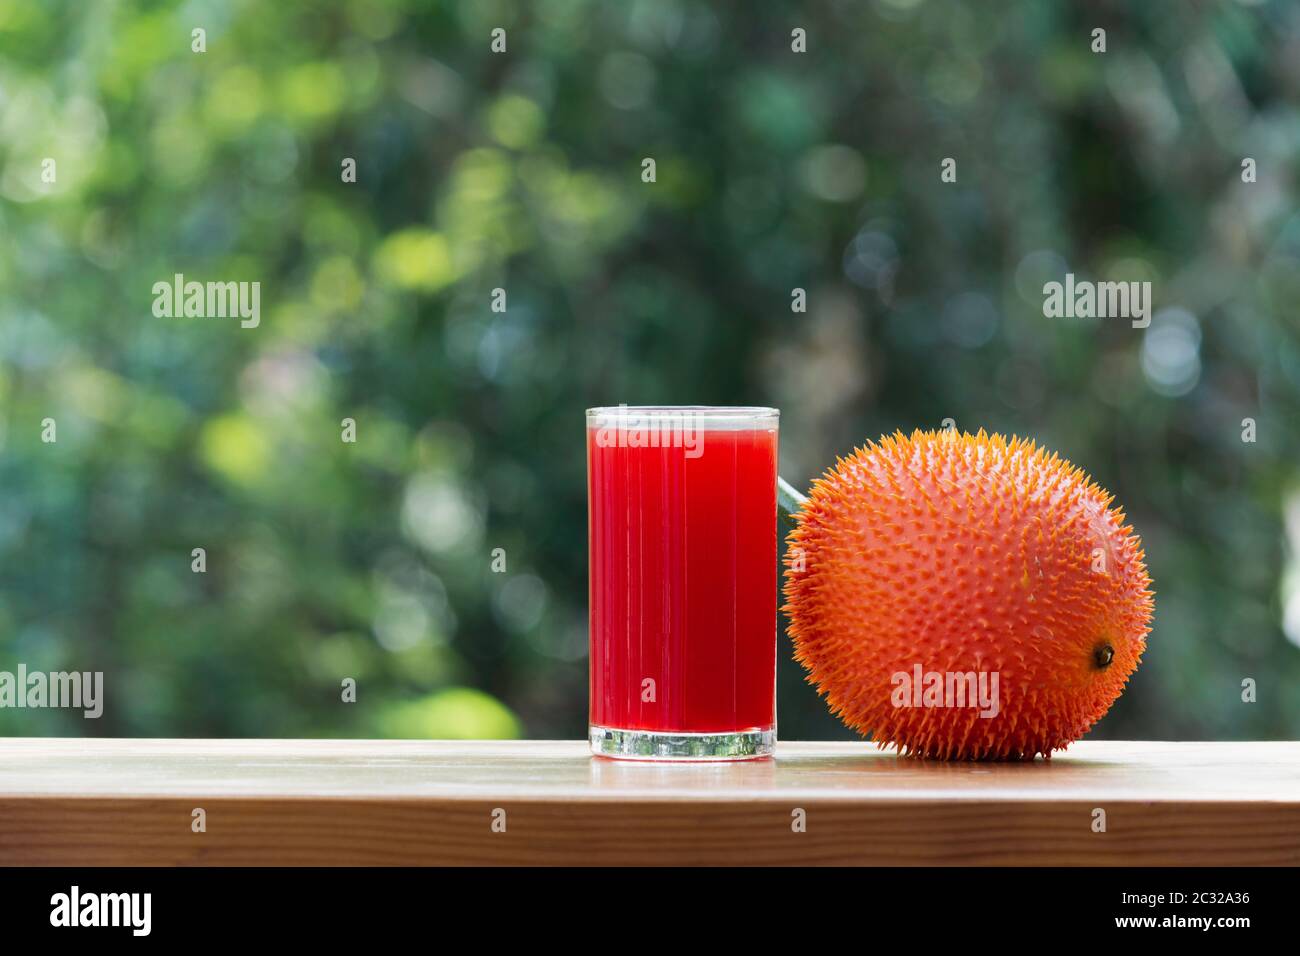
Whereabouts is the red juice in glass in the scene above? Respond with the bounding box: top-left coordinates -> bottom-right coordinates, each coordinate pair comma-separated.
586,406 -> 779,759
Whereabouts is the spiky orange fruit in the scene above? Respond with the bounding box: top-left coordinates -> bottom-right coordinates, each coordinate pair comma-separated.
784,429 -> 1153,760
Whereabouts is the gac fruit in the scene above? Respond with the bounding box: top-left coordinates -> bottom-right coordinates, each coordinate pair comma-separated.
783,429 -> 1153,760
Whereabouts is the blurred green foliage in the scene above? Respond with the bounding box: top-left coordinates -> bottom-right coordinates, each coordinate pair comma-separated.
1,0 -> 1298,742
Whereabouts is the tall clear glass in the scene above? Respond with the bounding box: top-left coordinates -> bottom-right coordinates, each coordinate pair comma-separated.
586,406 -> 779,759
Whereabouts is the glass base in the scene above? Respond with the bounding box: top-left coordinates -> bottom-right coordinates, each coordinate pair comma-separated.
590,725 -> 775,761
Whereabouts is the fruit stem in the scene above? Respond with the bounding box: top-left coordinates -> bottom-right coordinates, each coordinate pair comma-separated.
778,476 -> 808,520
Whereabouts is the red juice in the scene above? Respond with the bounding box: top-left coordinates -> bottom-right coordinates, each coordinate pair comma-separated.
586,406 -> 778,759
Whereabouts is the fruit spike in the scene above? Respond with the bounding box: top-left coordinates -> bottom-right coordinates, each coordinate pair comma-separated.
783,429 -> 1154,760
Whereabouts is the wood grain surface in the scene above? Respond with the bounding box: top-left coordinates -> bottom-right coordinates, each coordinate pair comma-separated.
0,739 -> 1296,865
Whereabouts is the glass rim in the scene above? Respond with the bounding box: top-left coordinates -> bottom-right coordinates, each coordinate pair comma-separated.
585,405 -> 779,428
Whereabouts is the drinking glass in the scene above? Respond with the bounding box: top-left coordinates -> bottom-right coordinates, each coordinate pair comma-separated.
587,406 -> 779,759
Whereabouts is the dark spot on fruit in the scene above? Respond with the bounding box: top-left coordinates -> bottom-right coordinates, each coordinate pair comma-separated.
1093,643 -> 1114,669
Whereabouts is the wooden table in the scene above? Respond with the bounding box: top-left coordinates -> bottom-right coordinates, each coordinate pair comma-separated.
1,739 -> 1296,865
